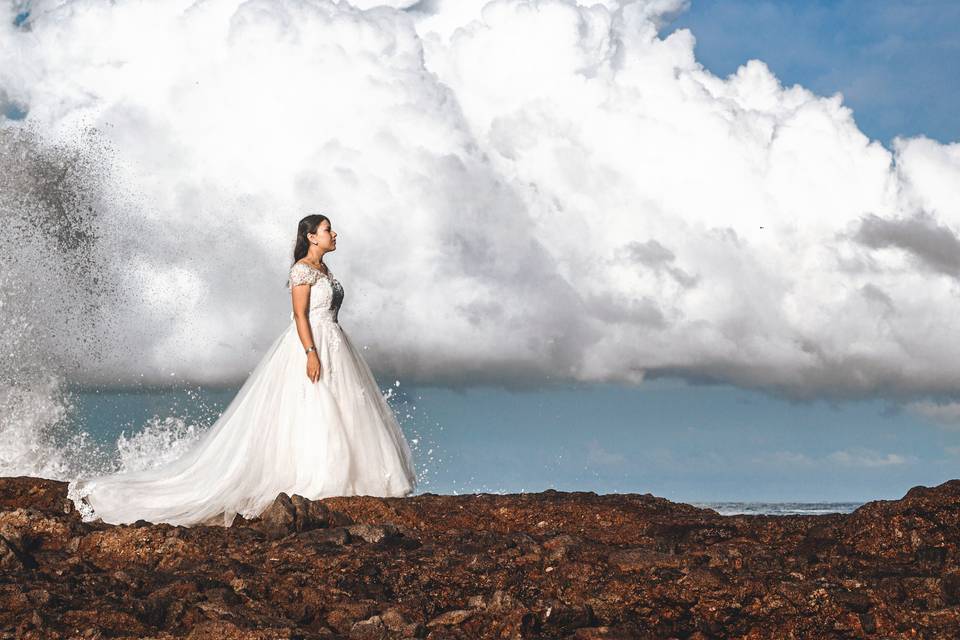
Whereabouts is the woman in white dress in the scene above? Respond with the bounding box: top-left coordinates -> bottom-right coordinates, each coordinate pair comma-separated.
67,214 -> 417,526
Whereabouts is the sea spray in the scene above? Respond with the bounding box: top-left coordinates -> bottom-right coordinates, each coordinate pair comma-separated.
381,381 -> 440,490
0,126 -> 123,480
115,416 -> 204,474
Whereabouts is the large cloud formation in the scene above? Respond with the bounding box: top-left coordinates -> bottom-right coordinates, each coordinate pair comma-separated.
2,0 -> 959,401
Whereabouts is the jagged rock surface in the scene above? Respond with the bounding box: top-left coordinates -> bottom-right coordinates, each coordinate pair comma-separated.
1,475 -> 960,638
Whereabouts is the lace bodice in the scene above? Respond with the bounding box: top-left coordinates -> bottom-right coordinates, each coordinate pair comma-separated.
288,262 -> 344,322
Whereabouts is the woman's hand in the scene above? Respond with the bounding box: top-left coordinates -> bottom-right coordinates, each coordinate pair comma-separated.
307,352 -> 321,383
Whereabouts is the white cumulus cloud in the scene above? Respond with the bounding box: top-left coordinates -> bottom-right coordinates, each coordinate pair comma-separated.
907,400 -> 960,429
1,0 -> 959,400
826,449 -> 911,468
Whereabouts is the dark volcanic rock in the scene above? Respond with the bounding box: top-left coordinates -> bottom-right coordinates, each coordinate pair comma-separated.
247,491 -> 354,539
1,475 -> 960,638
0,534 -> 35,571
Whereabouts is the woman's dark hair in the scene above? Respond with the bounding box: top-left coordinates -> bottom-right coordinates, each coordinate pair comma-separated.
293,214 -> 330,264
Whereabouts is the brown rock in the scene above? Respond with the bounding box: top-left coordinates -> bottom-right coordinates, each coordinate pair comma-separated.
185,620 -> 299,639
608,547 -> 682,571
943,569 -> 960,605
832,588 -> 873,613
347,523 -> 398,543
0,534 -> 35,571
0,477 -> 71,512
379,607 -> 407,631
0,507 -> 74,552
350,614 -> 386,640
542,601 -> 595,633
326,603 -> 377,634
426,609 -> 474,627
465,594 -> 486,609
250,492 -> 351,539
300,525 -> 351,545
488,589 -> 518,611
402,622 -> 426,637
572,625 -> 642,639
4,476 -> 960,637
251,493 -> 296,538
543,533 -> 582,561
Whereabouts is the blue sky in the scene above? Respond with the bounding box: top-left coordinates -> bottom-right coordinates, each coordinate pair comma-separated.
669,0 -> 960,145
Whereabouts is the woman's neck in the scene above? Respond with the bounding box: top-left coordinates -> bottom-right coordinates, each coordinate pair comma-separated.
304,248 -> 326,265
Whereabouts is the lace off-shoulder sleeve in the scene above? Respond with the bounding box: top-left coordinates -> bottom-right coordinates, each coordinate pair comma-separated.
288,262 -> 317,288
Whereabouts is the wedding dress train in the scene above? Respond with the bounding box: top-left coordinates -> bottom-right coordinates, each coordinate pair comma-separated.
66,262 -> 417,526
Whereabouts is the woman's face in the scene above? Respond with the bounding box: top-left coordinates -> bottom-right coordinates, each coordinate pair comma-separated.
309,220 -> 337,252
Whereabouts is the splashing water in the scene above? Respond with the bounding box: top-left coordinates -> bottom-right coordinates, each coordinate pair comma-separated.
0,377 -> 74,477
0,126 -> 126,480
115,416 -> 204,474
381,382 -> 442,491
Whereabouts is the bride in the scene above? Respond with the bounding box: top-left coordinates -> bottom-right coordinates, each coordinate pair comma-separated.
67,214 -> 418,526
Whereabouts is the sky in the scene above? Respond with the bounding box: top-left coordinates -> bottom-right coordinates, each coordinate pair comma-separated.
3,0 -> 960,502
421,0 -> 960,502
408,0 -> 960,502
669,0 -> 960,146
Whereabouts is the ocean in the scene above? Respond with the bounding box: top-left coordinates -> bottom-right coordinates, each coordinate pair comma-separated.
0,385 -> 867,516
692,502 -> 863,516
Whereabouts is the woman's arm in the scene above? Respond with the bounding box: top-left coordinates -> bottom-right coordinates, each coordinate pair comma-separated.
291,284 -> 322,383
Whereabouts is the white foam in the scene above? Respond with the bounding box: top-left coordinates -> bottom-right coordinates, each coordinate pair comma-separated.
115,416 -> 205,474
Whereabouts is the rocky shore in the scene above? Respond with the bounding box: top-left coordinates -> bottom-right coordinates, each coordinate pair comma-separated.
2,477 -> 960,639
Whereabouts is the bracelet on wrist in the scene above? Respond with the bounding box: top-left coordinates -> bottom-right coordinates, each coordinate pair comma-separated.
305,346 -> 316,355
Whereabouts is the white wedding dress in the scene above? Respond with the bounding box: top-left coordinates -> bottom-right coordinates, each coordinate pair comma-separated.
67,262 -> 417,526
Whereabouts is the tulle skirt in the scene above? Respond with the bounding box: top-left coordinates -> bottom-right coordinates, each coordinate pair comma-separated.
67,316 -> 417,527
